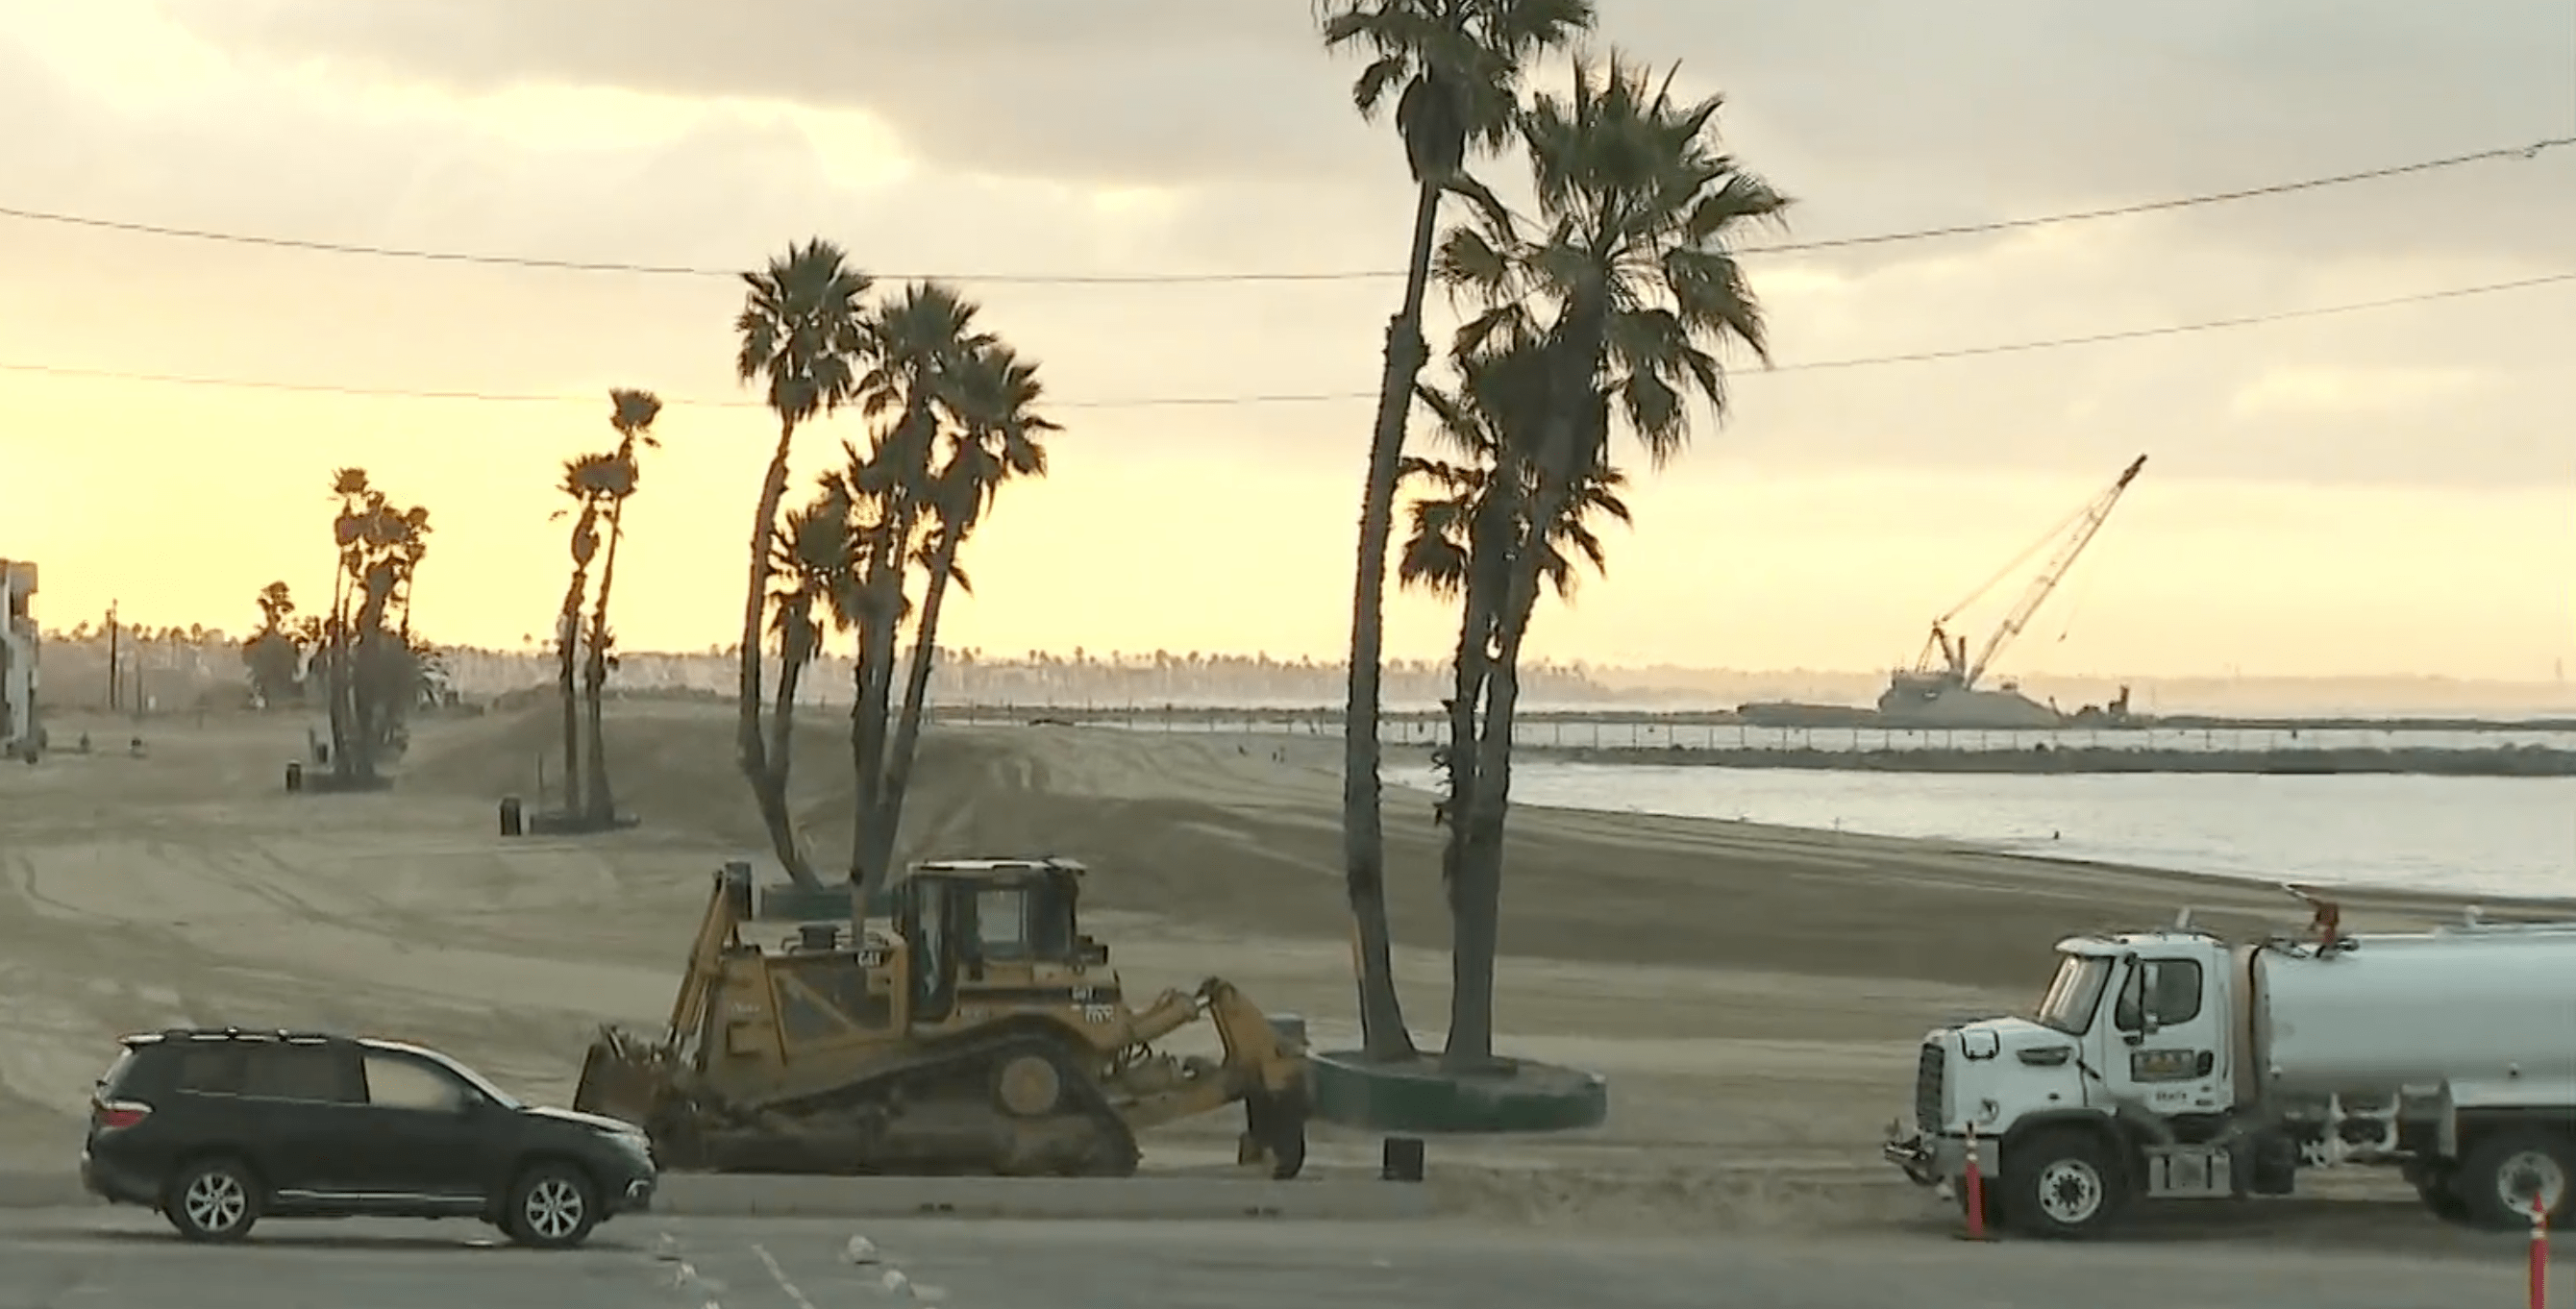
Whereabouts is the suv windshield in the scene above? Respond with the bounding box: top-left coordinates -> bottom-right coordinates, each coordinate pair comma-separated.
2036,953 -> 2115,1034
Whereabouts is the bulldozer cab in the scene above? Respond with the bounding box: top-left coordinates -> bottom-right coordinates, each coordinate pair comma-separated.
896,858 -> 1109,1024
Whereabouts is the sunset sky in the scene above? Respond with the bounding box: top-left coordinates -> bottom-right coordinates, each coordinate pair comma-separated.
3,0 -> 2571,679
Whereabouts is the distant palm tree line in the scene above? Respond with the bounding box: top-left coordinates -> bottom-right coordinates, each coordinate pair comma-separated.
451,646 -> 1629,707
42,634 -> 1626,708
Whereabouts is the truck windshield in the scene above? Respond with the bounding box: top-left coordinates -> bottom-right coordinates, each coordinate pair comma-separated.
2035,954 -> 2115,1034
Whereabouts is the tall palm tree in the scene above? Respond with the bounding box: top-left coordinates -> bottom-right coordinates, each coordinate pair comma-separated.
1433,51 -> 1788,1065
846,281 -> 992,902
734,239 -> 874,887
552,452 -> 616,810
867,341 -> 1053,892
582,388 -> 662,824
1315,0 -> 1596,1061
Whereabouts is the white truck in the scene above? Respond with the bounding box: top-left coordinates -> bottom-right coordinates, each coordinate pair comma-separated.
1883,896 -> 2576,1239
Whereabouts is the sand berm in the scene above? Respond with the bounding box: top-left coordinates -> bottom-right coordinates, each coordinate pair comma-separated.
0,699 -> 2545,1232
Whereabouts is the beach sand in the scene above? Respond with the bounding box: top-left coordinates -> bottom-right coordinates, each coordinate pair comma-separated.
0,698 -> 2537,1230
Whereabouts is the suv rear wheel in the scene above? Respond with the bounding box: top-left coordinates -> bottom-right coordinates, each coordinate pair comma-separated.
164,1157 -> 260,1243
503,1162 -> 599,1250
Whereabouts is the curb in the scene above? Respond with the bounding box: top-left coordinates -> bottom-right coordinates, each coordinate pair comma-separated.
0,1169 -> 1430,1221
653,1173 -> 1433,1221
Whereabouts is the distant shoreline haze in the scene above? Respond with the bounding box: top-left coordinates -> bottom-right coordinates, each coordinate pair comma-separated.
28,628 -> 2575,720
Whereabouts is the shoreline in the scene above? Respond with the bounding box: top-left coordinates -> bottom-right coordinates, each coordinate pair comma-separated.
1508,743 -> 2576,778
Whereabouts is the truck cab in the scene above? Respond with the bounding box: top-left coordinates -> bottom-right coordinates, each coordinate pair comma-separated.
1887,926 -> 2263,1238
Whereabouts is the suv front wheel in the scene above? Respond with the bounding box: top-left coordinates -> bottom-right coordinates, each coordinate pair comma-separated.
503,1162 -> 599,1250
165,1157 -> 261,1243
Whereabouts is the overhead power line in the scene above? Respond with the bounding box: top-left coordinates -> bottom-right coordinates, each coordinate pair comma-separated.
5,268 -> 2568,409
0,136 -> 2566,286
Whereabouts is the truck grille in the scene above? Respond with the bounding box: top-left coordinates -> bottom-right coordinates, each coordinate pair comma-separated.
1913,1041 -> 1945,1130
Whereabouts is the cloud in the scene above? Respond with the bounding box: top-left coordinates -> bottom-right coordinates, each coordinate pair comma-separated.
151,0 -> 1373,188
0,3 -> 2569,496
149,0 -> 2576,275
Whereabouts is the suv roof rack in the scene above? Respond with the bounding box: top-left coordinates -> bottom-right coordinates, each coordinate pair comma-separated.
124,1025 -> 344,1047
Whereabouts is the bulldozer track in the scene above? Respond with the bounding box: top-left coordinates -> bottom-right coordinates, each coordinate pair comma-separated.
662,1017 -> 1142,1178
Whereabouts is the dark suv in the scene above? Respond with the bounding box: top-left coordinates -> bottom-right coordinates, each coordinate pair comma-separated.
80,1027 -> 657,1247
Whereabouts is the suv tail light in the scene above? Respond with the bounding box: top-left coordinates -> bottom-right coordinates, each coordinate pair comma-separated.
91,1099 -> 152,1131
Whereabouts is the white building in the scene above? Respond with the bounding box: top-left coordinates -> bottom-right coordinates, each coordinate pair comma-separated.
1,559 -> 37,758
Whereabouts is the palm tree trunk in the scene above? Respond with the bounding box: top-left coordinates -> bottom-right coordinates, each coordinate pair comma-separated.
1341,177 -> 1445,1061
769,618 -> 812,795
849,516 -> 913,906
1435,494 -> 1514,1067
869,529 -> 959,897
1444,570 -> 1549,1068
582,503 -> 626,824
1443,347 -> 1600,1068
326,567 -> 353,778
740,419 -> 815,887
557,556 -> 589,813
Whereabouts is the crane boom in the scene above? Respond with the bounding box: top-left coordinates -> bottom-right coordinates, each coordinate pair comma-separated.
1964,455 -> 2147,687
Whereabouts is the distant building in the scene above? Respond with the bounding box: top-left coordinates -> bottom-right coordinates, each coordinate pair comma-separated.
0,559 -> 37,757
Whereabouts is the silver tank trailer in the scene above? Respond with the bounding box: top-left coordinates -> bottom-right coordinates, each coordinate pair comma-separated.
2251,926 -> 2576,1105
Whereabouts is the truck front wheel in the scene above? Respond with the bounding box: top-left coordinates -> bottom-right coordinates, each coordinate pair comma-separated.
2001,1128 -> 2127,1240
2456,1129 -> 2572,1231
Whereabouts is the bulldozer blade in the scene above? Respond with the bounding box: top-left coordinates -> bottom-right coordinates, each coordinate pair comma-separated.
572,1034 -> 667,1128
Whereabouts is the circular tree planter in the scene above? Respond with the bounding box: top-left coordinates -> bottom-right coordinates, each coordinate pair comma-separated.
1307,1050 -> 1609,1134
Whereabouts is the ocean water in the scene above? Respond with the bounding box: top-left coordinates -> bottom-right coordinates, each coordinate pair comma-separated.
1073,712 -> 2576,754
1387,762 -> 2576,901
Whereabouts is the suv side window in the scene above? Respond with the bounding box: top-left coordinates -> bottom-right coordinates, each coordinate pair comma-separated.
174,1047 -> 247,1095
241,1044 -> 355,1103
360,1051 -> 473,1113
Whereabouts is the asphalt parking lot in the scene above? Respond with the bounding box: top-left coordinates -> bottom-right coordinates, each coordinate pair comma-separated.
0,1208 -> 2560,1309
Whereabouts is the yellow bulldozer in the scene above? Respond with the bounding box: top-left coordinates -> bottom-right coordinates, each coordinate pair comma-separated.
572,856 -> 1310,1178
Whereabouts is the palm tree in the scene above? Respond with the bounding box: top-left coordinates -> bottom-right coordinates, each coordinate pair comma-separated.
582,388 -> 662,824
764,483 -> 858,807
1400,350 -> 1628,948
552,451 -> 616,811
845,281 -> 992,903
1315,0 -> 1596,1062
1432,51 -> 1788,1065
866,341 -> 1053,892
323,467 -> 380,779
734,239 -> 874,887
340,491 -> 433,779
243,580 -> 303,706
